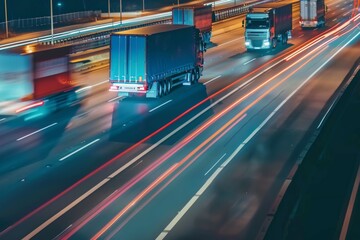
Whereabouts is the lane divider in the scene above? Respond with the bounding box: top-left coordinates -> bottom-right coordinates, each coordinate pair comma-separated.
16,123 -> 58,141
59,139 -> 100,161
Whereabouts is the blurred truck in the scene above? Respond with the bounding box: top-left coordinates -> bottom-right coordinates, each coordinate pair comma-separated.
172,5 -> 213,44
299,0 -> 326,28
244,2 -> 293,49
109,24 -> 205,98
0,44 -> 86,121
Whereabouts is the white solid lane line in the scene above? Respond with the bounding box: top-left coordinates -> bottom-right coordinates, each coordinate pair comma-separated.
204,75 -> 222,85
0,118 -> 5,122
317,99 -> 337,129
59,139 -> 100,161
107,96 -> 124,103
243,58 -> 256,65
149,100 -> 173,113
16,123 -> 58,141
204,153 -> 226,176
339,163 -> 360,240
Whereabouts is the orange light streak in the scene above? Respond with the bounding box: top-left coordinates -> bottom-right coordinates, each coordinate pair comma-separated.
91,164 -> 178,240
105,113 -> 248,239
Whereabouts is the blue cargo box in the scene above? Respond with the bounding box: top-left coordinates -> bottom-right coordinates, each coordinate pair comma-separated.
110,24 -> 196,85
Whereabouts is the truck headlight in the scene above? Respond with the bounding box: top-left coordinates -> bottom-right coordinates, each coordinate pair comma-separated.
245,40 -> 251,46
263,40 -> 270,46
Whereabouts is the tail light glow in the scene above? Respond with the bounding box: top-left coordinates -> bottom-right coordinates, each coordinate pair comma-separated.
15,101 -> 44,113
109,85 -> 119,91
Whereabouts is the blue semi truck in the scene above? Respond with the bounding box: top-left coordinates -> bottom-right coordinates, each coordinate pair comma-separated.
109,24 -> 205,98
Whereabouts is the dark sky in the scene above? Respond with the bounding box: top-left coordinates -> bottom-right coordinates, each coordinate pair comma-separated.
0,0 -> 190,21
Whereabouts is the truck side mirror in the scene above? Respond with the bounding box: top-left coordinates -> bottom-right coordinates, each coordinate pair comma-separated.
242,19 -> 245,27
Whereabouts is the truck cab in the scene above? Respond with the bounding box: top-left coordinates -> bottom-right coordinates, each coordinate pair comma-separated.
245,10 -> 273,49
244,3 -> 292,50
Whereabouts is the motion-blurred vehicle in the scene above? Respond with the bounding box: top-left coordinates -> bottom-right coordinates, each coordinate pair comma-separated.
299,0 -> 326,28
109,24 -> 205,98
244,2 -> 293,49
172,4 -> 213,44
0,44 -> 87,121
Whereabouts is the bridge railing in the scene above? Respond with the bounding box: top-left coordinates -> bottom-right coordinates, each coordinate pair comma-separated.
0,11 -> 101,32
46,4 -> 252,51
213,4 -> 249,22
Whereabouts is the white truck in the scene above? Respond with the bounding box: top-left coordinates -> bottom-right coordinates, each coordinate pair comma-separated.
244,2 -> 293,50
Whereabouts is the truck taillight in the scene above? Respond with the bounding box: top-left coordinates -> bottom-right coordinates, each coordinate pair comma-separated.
109,85 -> 119,91
16,101 -> 44,113
137,83 -> 148,91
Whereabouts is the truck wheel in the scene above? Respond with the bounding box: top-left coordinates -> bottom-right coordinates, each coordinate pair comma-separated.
282,34 -> 288,45
166,79 -> 172,94
321,19 -> 326,28
157,82 -> 163,98
163,80 -> 168,95
162,81 -> 167,96
194,69 -> 200,83
272,38 -> 277,48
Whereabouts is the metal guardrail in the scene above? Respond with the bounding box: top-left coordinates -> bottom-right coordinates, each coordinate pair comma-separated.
0,11 -> 101,32
44,19 -> 171,53
213,4 -> 249,22
42,4 -> 254,52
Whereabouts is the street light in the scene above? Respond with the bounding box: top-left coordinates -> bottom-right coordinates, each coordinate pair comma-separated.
4,0 -> 9,38
50,0 -> 54,44
119,0 -> 122,24
143,0 -> 145,12
108,0 -> 111,17
57,2 -> 63,15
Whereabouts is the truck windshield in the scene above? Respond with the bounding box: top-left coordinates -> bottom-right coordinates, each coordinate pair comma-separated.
246,19 -> 269,29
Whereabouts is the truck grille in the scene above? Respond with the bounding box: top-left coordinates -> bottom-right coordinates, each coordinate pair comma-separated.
251,40 -> 263,47
246,31 -> 267,40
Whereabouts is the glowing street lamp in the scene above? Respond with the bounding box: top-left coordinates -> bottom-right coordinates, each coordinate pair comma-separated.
50,0 -> 54,44
108,0 -> 111,17
4,0 -> 9,38
57,2 -> 63,14
119,0 -> 122,24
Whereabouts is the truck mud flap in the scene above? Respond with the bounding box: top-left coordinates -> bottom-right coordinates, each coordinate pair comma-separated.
146,82 -> 158,98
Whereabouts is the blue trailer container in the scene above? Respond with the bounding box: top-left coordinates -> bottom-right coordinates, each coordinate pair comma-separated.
109,24 -> 204,98
172,5 -> 213,43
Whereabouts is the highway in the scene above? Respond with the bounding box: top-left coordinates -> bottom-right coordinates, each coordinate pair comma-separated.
0,0 -> 359,239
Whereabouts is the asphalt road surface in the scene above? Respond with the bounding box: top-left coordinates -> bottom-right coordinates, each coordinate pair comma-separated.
0,0 -> 358,239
